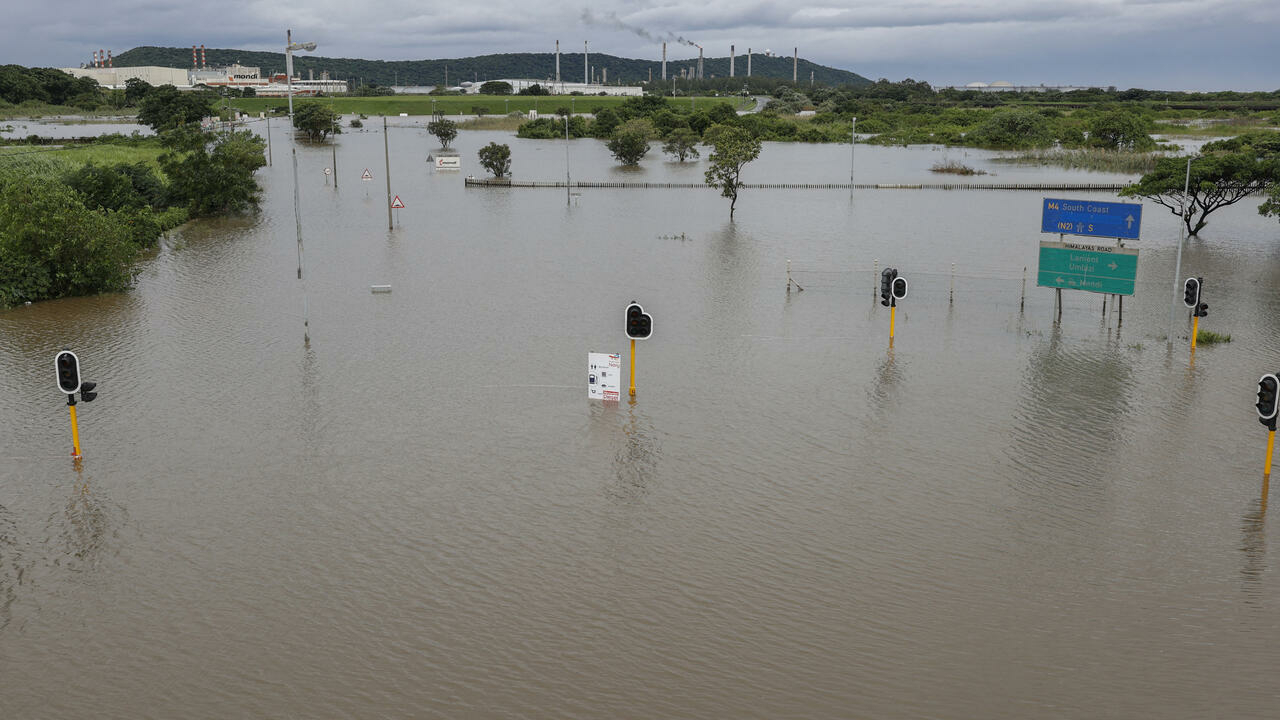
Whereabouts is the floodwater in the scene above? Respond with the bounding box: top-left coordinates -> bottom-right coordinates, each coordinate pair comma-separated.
2,119 -> 1279,719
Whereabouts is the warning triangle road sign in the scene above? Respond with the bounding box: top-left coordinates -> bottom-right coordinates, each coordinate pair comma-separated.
361,168 -> 372,180
390,195 -> 405,209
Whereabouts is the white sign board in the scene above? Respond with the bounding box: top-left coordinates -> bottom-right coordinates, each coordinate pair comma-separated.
434,156 -> 461,170
588,352 -> 621,402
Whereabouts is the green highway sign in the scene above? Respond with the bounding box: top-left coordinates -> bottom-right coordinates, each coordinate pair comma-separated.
1037,240 -> 1139,296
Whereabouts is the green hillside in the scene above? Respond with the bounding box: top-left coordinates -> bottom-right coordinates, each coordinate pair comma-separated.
111,46 -> 870,87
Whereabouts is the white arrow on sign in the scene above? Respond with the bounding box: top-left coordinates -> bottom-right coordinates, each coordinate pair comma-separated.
1125,214 -> 1135,229
1056,276 -> 1065,283
1108,261 -> 1118,271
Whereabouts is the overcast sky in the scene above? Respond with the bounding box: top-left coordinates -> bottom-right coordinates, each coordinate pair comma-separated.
7,0 -> 1276,91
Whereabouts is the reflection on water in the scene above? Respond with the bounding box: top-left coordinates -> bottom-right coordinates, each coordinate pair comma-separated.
610,401 -> 661,503
1239,487 -> 1268,606
49,468 -> 125,574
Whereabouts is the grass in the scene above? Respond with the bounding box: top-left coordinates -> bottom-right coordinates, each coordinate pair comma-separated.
0,102 -> 130,120
1196,330 -> 1232,345
992,148 -> 1164,174
226,93 -> 750,117
0,142 -> 167,175
930,160 -> 986,175
458,115 -> 527,131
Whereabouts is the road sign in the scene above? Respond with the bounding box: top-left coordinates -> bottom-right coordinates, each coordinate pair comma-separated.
361,168 -> 372,181
323,167 -> 331,176
390,195 -> 405,209
1037,240 -> 1139,296
1041,198 -> 1142,240
588,352 -> 621,402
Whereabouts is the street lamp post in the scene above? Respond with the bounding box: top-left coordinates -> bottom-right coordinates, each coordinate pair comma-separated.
286,29 -> 317,344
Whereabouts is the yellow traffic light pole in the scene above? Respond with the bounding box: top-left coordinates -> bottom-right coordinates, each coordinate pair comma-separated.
1191,315 -> 1199,351
68,397 -> 82,459
629,339 -> 636,397
889,304 -> 897,340
1265,429 -> 1275,479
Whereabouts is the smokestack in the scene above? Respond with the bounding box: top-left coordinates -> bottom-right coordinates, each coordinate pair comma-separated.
584,41 -> 588,85
793,47 -> 797,83
108,50 -> 112,68
662,42 -> 666,80
747,48 -> 751,77
698,46 -> 703,80
555,40 -> 560,85
603,68 -> 607,84
810,70 -> 814,86
201,44 -> 206,69
193,45 -> 197,69
93,50 -> 97,67
730,45 -> 735,78
99,49 -> 104,67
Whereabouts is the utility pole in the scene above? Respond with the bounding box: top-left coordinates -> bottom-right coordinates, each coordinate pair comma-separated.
384,116 -> 392,230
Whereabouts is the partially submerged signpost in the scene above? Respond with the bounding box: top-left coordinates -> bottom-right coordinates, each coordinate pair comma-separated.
1038,198 -> 1143,323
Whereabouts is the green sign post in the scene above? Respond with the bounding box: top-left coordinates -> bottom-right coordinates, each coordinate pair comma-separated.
1037,240 -> 1139,296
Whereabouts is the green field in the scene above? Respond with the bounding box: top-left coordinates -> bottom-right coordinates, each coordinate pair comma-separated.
226,94 -> 752,117
0,143 -> 166,174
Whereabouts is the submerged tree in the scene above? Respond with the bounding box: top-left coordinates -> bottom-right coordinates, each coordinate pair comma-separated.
428,118 -> 458,150
478,142 -> 511,178
606,119 -> 655,166
1121,151 -> 1280,236
662,128 -> 701,162
703,124 -> 762,220
292,101 -> 339,142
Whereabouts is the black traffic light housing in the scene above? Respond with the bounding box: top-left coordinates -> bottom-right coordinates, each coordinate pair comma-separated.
892,276 -> 908,302
1182,277 -> 1200,308
54,349 -> 97,404
625,302 -> 652,340
880,268 -> 897,307
1258,374 -> 1279,431
55,350 -> 80,395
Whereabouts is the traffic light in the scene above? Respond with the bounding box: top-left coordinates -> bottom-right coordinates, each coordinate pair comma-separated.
625,302 -> 652,340
892,276 -> 908,301
880,268 -> 897,307
80,381 -> 98,403
1258,374 -> 1279,430
1194,301 -> 1208,318
1183,277 -> 1200,308
55,350 -> 80,395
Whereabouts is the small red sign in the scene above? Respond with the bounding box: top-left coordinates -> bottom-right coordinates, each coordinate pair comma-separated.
390,195 -> 405,209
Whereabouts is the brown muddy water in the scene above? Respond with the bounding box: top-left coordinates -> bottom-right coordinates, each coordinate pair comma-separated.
1,121 -> 1279,719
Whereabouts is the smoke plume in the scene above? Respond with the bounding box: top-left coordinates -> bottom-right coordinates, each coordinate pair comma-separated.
581,9 -> 698,47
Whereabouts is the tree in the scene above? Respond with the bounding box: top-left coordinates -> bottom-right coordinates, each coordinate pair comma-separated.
517,83 -> 550,96
292,101 -> 339,142
136,85 -> 217,130
606,118 -> 654,166
159,124 -> 267,214
479,81 -> 513,95
662,128 -> 700,161
0,177 -> 138,306
428,118 -> 458,150
478,142 -> 511,178
964,108 -> 1054,149
703,124 -> 762,219
123,77 -> 152,105
1120,151 -> 1280,236
1087,110 -> 1155,151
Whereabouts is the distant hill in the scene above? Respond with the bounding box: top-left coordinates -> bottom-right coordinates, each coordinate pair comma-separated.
112,46 -> 870,88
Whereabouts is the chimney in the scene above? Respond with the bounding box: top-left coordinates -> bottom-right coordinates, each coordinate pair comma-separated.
697,46 -> 703,80
555,40 -> 560,85
192,45 -> 197,69
93,50 -> 98,68
201,44 -> 206,69
584,41 -> 588,85
747,48 -> 751,77
309,68 -> 314,81
603,68 -> 607,84
810,70 -> 814,86
108,50 -> 112,68
730,45 -> 735,77
662,42 -> 667,80
793,47 -> 797,83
